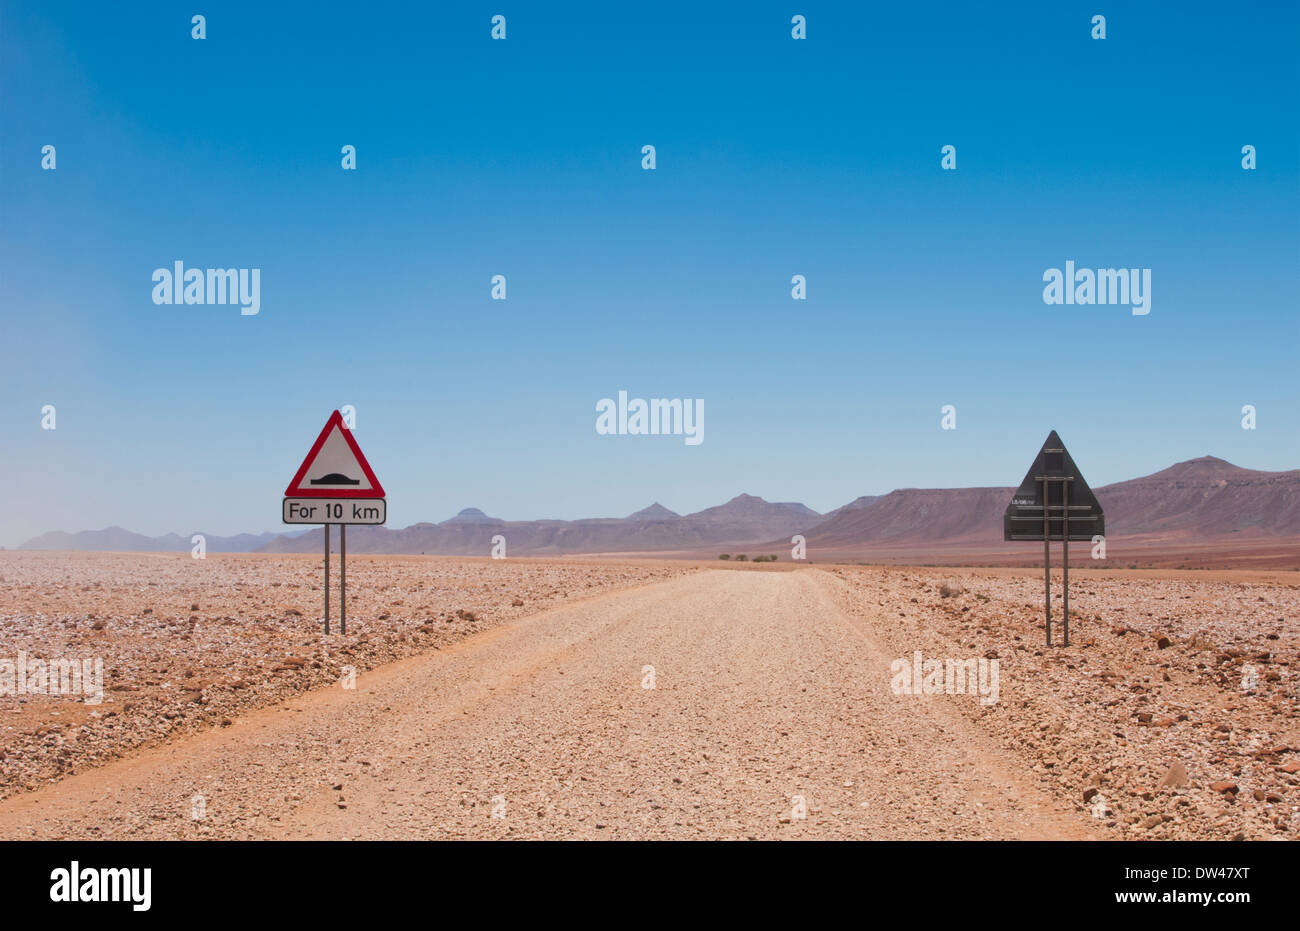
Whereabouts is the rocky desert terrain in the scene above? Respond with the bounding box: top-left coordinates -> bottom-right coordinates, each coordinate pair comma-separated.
0,551 -> 691,799
823,565 -> 1300,839
0,552 -> 1294,840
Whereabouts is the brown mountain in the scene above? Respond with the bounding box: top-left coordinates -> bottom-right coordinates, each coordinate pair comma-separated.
801,486 -> 1013,547
628,502 -> 679,520
821,495 -> 882,521
683,493 -> 819,531
442,507 -> 501,524
1099,456 -> 1300,538
799,456 -> 1300,550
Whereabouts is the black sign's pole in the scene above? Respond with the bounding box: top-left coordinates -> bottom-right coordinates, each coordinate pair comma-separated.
323,523 -> 331,636
1042,477 -> 1050,647
1063,481 -> 1070,647
341,524 -> 347,636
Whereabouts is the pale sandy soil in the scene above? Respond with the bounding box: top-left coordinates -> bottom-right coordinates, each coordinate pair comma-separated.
0,551 -> 692,798
0,568 -> 1099,839
0,554 -> 1294,840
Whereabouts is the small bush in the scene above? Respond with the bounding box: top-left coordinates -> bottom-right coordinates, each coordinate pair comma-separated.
939,583 -> 964,598
718,554 -> 732,560
734,554 -> 748,562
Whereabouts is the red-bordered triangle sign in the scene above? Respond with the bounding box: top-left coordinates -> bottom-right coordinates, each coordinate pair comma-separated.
285,410 -> 385,498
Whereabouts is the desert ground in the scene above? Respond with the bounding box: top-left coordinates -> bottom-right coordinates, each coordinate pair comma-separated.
649,536 -> 1300,570
0,551 -> 1295,839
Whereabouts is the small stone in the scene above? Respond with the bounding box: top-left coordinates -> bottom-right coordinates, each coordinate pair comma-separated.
1210,781 -> 1238,795
1159,762 -> 1189,789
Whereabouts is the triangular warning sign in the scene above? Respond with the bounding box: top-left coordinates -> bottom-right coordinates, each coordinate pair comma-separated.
1003,430 -> 1104,541
285,410 -> 385,498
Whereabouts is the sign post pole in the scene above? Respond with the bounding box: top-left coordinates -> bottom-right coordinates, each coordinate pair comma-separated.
341,525 -> 347,635
323,523 -> 331,636
1063,481 -> 1070,648
1042,477 -> 1050,647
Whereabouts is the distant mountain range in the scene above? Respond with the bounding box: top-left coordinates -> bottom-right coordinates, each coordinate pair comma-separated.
15,527 -> 308,553
256,493 -> 818,556
16,457 -> 1299,560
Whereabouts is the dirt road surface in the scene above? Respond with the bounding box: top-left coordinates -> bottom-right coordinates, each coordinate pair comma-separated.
0,570 -> 1099,839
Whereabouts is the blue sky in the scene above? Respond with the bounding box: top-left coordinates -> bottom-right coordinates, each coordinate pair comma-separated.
2,1 -> 1297,544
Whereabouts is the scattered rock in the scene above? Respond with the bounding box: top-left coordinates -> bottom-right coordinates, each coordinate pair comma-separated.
1159,762 -> 1189,789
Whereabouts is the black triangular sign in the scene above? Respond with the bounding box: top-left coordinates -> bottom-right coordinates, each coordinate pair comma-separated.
1003,431 -> 1105,541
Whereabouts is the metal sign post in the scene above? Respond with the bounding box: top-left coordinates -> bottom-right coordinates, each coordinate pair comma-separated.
324,523 -> 331,635
1034,474 -> 1074,646
283,410 -> 387,637
1063,480 -> 1069,647
1042,477 -> 1050,646
1005,431 -> 1104,648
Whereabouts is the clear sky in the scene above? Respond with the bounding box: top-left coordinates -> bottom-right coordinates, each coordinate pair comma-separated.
2,1 -> 1297,544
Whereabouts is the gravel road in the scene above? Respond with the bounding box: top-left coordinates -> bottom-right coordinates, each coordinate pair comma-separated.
0,570 -> 1099,839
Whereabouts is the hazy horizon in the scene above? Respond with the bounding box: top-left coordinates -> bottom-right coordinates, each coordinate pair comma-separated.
10,449 -> 1292,547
